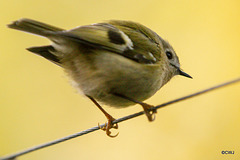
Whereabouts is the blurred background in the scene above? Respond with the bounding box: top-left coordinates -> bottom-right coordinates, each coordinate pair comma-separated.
0,0 -> 240,159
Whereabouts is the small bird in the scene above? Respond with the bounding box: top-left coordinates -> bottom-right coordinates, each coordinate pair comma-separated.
8,18 -> 192,137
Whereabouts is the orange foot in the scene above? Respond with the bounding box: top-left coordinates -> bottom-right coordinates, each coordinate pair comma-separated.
98,116 -> 119,138
141,103 -> 157,121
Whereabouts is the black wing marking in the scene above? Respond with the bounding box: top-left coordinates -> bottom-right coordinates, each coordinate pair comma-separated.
27,45 -> 61,65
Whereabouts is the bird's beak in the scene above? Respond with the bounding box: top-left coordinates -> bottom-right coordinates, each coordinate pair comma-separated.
178,68 -> 192,79
170,63 -> 192,79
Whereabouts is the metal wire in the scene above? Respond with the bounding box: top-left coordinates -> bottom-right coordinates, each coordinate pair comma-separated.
1,77 -> 240,160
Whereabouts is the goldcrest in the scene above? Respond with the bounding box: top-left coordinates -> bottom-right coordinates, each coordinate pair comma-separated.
8,18 -> 192,137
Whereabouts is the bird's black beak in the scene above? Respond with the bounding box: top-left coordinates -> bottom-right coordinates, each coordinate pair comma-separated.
170,63 -> 192,79
178,69 -> 192,79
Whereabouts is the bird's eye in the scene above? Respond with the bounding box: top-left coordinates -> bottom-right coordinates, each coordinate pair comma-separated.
166,51 -> 173,60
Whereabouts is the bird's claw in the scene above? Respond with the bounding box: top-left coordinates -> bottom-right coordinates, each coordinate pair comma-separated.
141,103 -> 157,121
98,118 -> 119,137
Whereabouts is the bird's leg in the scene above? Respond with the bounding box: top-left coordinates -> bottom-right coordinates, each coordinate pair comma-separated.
113,93 -> 157,121
86,95 -> 119,137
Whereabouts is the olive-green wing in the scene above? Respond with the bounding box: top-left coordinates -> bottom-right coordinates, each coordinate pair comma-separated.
55,22 -> 162,64
56,23 -> 133,53
8,18 -> 162,64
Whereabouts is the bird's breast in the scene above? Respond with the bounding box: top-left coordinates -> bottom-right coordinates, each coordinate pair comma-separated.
62,50 -> 168,107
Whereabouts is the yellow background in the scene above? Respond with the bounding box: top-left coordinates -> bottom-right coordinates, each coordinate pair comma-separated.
1,0 -> 240,160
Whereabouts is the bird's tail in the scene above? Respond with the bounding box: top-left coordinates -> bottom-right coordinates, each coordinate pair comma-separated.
7,18 -> 64,37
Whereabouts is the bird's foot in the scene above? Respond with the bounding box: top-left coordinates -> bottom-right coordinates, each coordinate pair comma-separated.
98,116 -> 119,138
141,103 -> 157,121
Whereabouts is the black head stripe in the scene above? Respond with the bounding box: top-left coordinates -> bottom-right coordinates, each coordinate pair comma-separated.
108,30 -> 125,45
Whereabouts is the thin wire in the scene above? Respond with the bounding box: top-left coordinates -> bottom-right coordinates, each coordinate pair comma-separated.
1,77 -> 240,160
